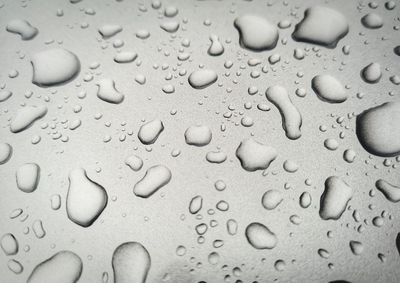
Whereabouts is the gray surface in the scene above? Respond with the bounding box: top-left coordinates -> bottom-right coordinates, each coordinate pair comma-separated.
0,0 -> 399,282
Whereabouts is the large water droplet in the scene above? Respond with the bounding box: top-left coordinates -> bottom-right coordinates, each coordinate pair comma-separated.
236,138 -> 277,171
31,48 -> 80,87
311,75 -> 348,103
10,105 -> 47,133
112,242 -> 151,283
356,101 -> 400,157
292,6 -> 349,48
27,251 -> 83,283
234,14 -> 279,51
245,222 -> 278,249
66,168 -> 108,227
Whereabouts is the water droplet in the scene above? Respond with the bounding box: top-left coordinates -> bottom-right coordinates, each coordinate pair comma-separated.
0,143 -> 12,164
361,62 -> 382,83
208,35 -> 224,56
1,233 -> 18,255
125,155 -> 144,171
188,69 -> 217,89
160,21 -> 179,33
66,168 -> 108,227
8,259 -> 23,274
319,176 -> 353,220
10,105 -> 47,133
245,222 -> 278,249
184,125 -> 212,146
349,241 -> 364,255
112,242 -> 151,283
311,75 -> 347,103
96,78 -> 124,104
31,49 -> 80,87
299,192 -> 312,208
16,163 -> 40,193
227,219 -> 238,235
114,52 -> 138,64
0,90 -> 12,102
234,14 -> 279,51
375,179 -> 400,202
6,19 -> 38,40
292,6 -> 349,48
98,24 -> 122,38
189,195 -> 203,214
27,251 -> 83,283
361,13 -> 383,29
356,101 -> 400,157
133,165 -> 172,198
138,119 -> 164,145
261,190 -> 283,210
32,219 -> 46,239
266,85 -> 302,140
236,138 -> 277,172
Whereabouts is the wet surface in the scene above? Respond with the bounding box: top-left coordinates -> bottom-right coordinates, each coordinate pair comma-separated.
0,0 -> 399,282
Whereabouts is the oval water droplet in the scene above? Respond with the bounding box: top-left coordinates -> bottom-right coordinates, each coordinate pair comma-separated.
245,222 -> 278,249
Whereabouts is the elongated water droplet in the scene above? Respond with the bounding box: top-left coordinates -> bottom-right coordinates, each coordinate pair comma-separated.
6,19 -> 38,40
10,105 -> 47,133
27,251 -> 83,283
188,69 -> 217,89
133,165 -> 171,198
266,85 -> 302,140
375,179 -> 400,202
137,119 -> 164,145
